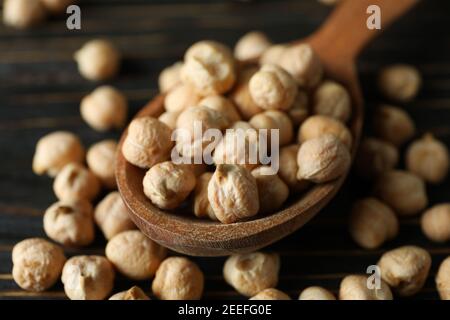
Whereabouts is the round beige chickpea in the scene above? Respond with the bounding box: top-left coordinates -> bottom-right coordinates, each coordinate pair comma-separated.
250,288 -> 291,300
94,191 -> 136,240
32,131 -> 85,177
208,164 -> 259,224
406,134 -> 449,184
223,252 -> 280,297
143,161 -> 196,210
40,0 -> 77,14
373,105 -> 415,147
61,255 -> 115,300
199,95 -> 241,123
339,275 -> 393,300
288,90 -> 309,126
278,145 -> 310,192
3,0 -> 46,29
297,134 -> 351,183
313,80 -> 351,122
43,200 -> 95,247
158,112 -> 179,130
298,286 -> 336,300
80,86 -> 128,132
74,39 -> 121,81
234,31 -> 272,63
109,286 -> 150,300
164,84 -> 201,114
349,197 -> 399,249
121,116 -> 174,169
53,163 -> 101,202
152,257 -> 204,300
12,238 -> 66,292
421,204 -> 450,243
378,64 -> 422,102
249,110 -> 294,146
181,40 -> 236,96
251,166 -> 289,214
158,61 -> 183,93
374,170 -> 428,216
298,115 -> 353,148
378,246 -> 431,296
436,256 -> 450,300
249,64 -> 298,111
193,172 -> 217,220
259,44 -> 288,65
106,230 -> 167,280
86,139 -> 117,189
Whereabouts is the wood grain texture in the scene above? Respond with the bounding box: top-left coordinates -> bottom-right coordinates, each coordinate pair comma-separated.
0,0 -> 449,299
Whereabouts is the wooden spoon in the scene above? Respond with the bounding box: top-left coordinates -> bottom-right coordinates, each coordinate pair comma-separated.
116,0 -> 418,256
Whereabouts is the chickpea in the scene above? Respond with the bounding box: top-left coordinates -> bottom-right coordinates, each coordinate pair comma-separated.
143,161 -> 196,210
193,172 -> 217,220
297,134 -> 351,183
94,191 -> 136,240
298,286 -> 336,300
43,200 -> 95,247
158,61 -> 183,93
86,139 -> 117,189
32,131 -> 84,177
259,44 -> 288,65
436,256 -> 450,300
249,110 -> 293,146
3,0 -> 46,29
109,286 -> 150,300
298,115 -> 352,148
181,40 -> 236,95
208,164 -> 259,224
152,257 -> 204,300
339,275 -> 393,300
164,84 -> 201,114
278,145 -> 310,192
182,162 -> 208,177
406,134 -> 449,184
199,95 -> 241,123
373,105 -> 415,147
121,116 -> 174,169
318,0 -> 341,5
41,0 -> 77,14
250,288 -> 291,300
53,163 -> 100,202
80,86 -> 128,132
106,230 -> 167,280
251,166 -> 289,214
249,64 -> 298,111
234,31 -> 272,63
74,39 -> 121,81
223,252 -> 280,297
12,238 -> 66,292
288,90 -> 309,126
313,80 -> 351,122
158,112 -> 179,130
355,137 -> 399,180
374,170 -> 428,216
421,204 -> 450,243
349,197 -> 399,249
378,64 -> 422,102
377,246 -> 431,296
61,255 -> 115,300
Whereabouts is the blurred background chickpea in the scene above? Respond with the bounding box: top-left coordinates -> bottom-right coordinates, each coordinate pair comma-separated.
86,140 -> 118,189
158,61 -> 183,93
339,275 -> 393,300
313,80 -> 351,122
53,163 -> 100,202
298,286 -> 336,300
234,31 -> 272,63
3,0 -> 46,29
249,288 -> 291,300
378,64 -> 422,102
436,257 -> 450,300
373,105 -> 416,147
421,204 -> 450,243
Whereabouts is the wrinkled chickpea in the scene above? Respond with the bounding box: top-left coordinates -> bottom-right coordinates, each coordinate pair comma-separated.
94,191 -> 136,240
158,112 -> 179,130
373,105 -> 415,147
193,172 -> 217,220
251,166 -> 289,214
339,275 -> 393,300
80,86 -> 128,132
86,139 -> 117,189
32,131 -> 84,177
41,0 -> 76,14
74,39 -> 121,81
158,61 -> 183,93
406,134 -> 449,184
313,80 -> 351,122
378,245 -> 431,296
43,200 -> 95,247
181,40 -> 236,95
208,164 -> 259,224
53,163 -> 100,202
152,257 -> 204,300
278,145 -> 310,192
349,197 -> 398,249
3,0 -> 46,29
421,204 -> 450,243
223,252 -> 280,297
249,110 -> 293,146
249,64 -> 298,111
164,84 -> 201,114
106,230 -> 167,280
298,286 -> 336,300
234,31 -> 272,63
143,161 -> 196,210
61,255 -> 115,300
109,286 -> 150,300
297,134 -> 351,183
12,238 -> 66,292
199,95 -> 241,123
374,170 -> 428,216
298,115 -> 352,148
436,256 -> 450,300
378,64 -> 422,102
259,44 -> 288,65
250,288 -> 291,300
288,90 -> 309,126
355,137 -> 399,180
122,116 -> 174,169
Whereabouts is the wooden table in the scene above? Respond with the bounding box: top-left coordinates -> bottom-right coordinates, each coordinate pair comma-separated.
0,0 -> 449,300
